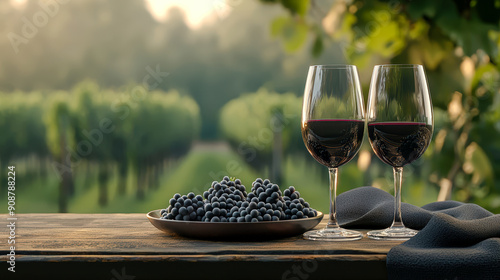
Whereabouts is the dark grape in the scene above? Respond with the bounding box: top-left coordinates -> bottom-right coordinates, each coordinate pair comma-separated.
189,212 -> 197,220
273,210 -> 281,218
169,198 -> 176,206
249,202 -> 258,210
197,208 -> 205,216
171,208 -> 179,216
213,208 -> 221,216
250,209 -> 259,218
258,192 -> 267,201
206,211 -> 214,219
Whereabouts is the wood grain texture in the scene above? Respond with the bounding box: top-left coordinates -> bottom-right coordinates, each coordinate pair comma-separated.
0,214 -> 402,280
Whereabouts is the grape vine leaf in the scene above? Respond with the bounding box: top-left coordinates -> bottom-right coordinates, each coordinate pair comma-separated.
271,17 -> 308,52
279,0 -> 309,16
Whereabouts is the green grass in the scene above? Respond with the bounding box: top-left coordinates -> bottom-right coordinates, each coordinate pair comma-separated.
15,174 -> 60,212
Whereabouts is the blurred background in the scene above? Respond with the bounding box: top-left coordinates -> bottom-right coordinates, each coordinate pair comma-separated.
0,0 -> 499,214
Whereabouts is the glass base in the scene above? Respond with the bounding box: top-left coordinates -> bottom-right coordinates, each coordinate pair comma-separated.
367,226 -> 418,241
303,227 -> 363,241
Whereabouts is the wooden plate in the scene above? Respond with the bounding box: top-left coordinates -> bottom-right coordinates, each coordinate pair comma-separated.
147,209 -> 323,240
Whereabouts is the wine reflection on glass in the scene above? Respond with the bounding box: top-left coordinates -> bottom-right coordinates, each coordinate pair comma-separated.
366,64 -> 434,240
301,65 -> 365,241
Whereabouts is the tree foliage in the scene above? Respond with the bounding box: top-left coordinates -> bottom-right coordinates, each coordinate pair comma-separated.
0,91 -> 49,162
1,82 -> 200,210
219,88 -> 305,176
260,0 -> 500,211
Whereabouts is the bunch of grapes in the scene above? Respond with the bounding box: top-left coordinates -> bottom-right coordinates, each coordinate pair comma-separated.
229,178 -> 286,222
282,186 -> 317,219
160,176 -> 318,222
161,192 -> 205,221
201,176 -> 248,222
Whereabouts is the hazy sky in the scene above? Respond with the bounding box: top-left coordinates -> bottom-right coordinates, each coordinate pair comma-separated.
11,0 -> 228,28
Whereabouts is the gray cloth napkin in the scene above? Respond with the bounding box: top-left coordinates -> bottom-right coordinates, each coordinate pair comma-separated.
336,186 -> 500,280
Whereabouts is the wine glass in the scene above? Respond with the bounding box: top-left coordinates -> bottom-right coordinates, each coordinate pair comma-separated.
301,65 -> 365,241
366,64 -> 433,240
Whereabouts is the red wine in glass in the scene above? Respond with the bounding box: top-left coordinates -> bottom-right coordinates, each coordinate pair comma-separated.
368,122 -> 432,167
303,119 -> 365,168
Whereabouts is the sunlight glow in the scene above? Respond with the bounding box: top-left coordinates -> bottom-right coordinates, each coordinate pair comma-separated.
10,0 -> 26,8
145,0 -> 225,28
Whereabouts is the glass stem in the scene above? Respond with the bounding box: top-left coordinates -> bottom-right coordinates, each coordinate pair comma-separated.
327,167 -> 340,229
391,167 -> 404,229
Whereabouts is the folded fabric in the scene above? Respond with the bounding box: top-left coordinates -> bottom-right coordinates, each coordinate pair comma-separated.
336,186 -> 494,229
388,214 -> 500,279
336,186 -> 500,280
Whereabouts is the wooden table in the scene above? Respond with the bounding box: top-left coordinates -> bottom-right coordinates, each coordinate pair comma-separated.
0,214 -> 402,280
